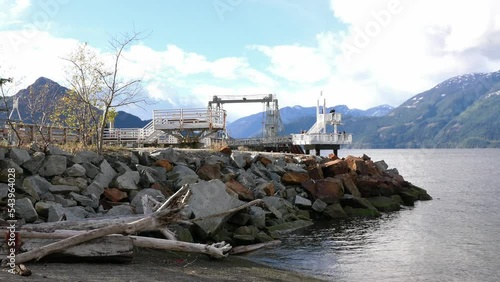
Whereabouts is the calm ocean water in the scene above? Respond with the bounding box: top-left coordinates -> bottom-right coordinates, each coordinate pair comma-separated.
247,149 -> 500,282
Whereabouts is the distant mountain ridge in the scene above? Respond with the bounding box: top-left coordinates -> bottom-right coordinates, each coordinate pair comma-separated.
2,77 -> 149,128
227,104 -> 394,138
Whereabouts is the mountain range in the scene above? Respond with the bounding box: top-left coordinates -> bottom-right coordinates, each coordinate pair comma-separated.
227,71 -> 500,148
2,70 -> 499,148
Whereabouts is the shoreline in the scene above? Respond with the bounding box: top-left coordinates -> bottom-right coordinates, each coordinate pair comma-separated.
1,248 -> 326,281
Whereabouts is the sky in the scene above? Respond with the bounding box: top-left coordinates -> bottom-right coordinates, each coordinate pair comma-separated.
1,0 -> 500,121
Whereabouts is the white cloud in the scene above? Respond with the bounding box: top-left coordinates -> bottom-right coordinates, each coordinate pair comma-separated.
249,44 -> 332,83
0,0 -> 31,27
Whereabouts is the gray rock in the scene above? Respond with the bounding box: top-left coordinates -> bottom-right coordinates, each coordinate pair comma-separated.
75,151 -> 103,165
22,175 -> 53,201
186,179 -> 245,238
70,192 -> 98,208
175,175 -> 199,189
0,147 -> 7,159
135,150 -> 152,166
106,205 -> 135,217
138,169 -> 157,187
228,213 -> 251,226
34,201 -> 61,218
204,155 -> 228,166
47,205 -> 68,222
81,181 -> 105,198
250,163 -> 269,180
131,188 -> 165,214
285,188 -> 298,201
15,198 -> 38,223
284,163 -> 308,173
49,185 -> 80,194
81,162 -> 100,179
9,148 -> 31,165
323,203 -> 348,219
65,164 -> 86,177
93,159 -> 117,188
150,148 -> 179,163
51,176 -> 88,190
45,144 -> 72,156
21,152 -> 45,174
167,165 -> 196,180
112,161 -> 132,175
137,164 -> 166,182
0,159 -> 23,183
374,160 -> 388,172
253,182 -> 270,199
236,169 -> 256,189
248,206 -> 267,228
129,152 -> 139,165
293,195 -> 312,208
231,152 -> 248,168
67,206 -> 91,219
113,171 -> 140,191
53,194 -> 77,207
312,199 -> 328,212
267,163 -> 286,176
0,183 -> 8,203
38,155 -> 67,177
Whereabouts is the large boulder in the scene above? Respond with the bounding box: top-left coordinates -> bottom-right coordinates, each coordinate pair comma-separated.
282,171 -> 310,185
49,185 -> 80,194
45,145 -> 72,156
38,155 -> 67,177
81,181 -> 105,198
22,175 -> 53,201
106,205 -> 135,217
74,151 -> 104,165
81,162 -> 100,179
93,159 -> 117,188
65,164 -> 86,177
345,156 -> 368,175
323,159 -> 349,177
51,176 -> 88,190
197,163 -> 222,181
21,152 -> 45,174
150,148 -> 179,163
9,148 -> 31,165
302,177 -> 344,204
337,173 -> 361,197
0,159 -> 23,183
186,179 -> 245,238
323,203 -> 348,219
293,195 -> 312,208
113,171 -> 140,191
15,198 -> 38,223
225,179 -> 254,201
131,188 -> 165,214
366,196 -> 401,212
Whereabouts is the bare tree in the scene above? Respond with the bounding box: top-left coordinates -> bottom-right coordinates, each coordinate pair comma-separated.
0,77 -> 22,146
63,32 -> 147,154
96,31 -> 147,154
60,43 -> 104,147
26,83 -> 58,147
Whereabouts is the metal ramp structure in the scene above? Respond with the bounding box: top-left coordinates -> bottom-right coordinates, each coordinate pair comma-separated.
103,107 -> 226,145
209,94 -> 283,139
152,107 -> 226,143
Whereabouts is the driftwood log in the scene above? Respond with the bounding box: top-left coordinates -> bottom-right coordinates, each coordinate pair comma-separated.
2,185 -> 273,268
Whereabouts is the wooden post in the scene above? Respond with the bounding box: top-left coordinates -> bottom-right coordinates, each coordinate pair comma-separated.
29,125 -> 34,142
63,127 -> 67,144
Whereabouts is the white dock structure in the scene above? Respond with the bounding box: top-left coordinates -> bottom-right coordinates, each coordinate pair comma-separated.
290,94 -> 352,155
103,107 -> 226,146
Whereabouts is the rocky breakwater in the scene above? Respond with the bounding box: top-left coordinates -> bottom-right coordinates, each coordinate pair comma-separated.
0,145 -> 431,248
